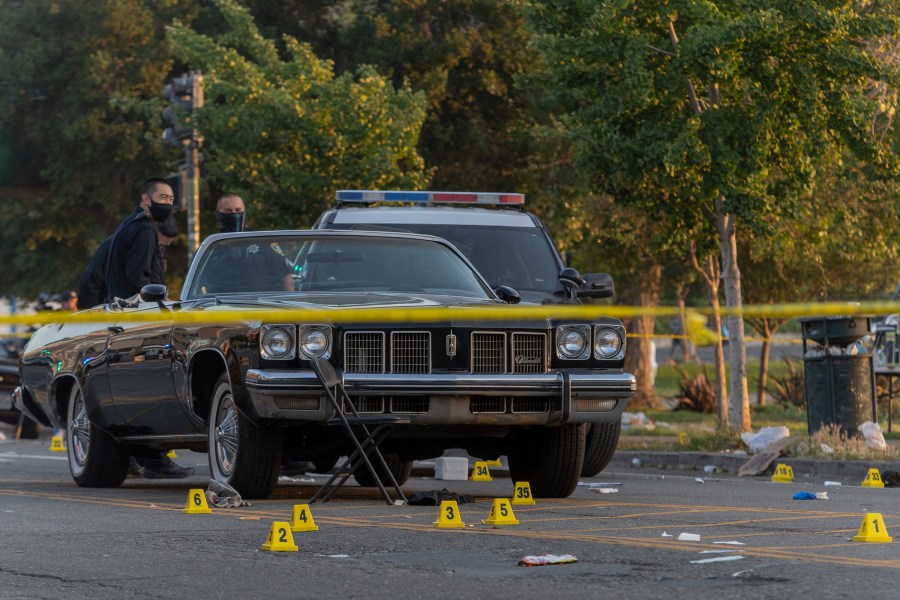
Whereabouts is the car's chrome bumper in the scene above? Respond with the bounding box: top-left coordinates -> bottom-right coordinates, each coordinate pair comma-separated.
243,369 -> 635,426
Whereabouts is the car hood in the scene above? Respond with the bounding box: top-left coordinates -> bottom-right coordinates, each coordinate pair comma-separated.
201,292 -> 502,310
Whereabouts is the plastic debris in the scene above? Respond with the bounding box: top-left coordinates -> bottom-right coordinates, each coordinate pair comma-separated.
703,465 -> 717,475
631,457 -> 643,467
793,491 -> 828,500
578,482 -> 623,487
518,554 -> 578,567
205,479 -> 250,508
661,532 -> 673,538
740,426 -> 790,453
859,421 -> 888,450
699,550 -> 742,554
820,443 -> 834,454
590,488 -> 619,494
678,533 -> 701,542
621,411 -> 655,430
695,478 -> 705,484
824,481 -> 841,486
691,555 -> 745,564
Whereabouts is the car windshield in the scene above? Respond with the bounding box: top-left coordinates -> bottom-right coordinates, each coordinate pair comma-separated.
187,234 -> 492,299
338,223 -> 561,293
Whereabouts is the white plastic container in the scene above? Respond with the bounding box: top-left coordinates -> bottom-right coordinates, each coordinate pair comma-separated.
434,457 -> 469,481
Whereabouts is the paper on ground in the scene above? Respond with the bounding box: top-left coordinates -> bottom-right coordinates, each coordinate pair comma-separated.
712,541 -> 746,545
690,555 -> 746,564
678,533 -> 701,541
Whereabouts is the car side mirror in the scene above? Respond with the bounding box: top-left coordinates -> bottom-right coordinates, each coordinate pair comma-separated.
495,285 -> 521,304
140,284 -> 170,311
577,273 -> 614,299
559,267 -> 584,293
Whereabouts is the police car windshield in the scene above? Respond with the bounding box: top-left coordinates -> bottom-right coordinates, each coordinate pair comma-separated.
339,224 -> 561,294
187,234 -> 492,299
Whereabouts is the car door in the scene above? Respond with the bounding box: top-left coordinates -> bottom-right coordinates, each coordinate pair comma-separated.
105,306 -> 195,435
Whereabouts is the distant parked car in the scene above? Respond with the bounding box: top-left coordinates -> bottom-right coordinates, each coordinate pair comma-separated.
0,336 -> 38,439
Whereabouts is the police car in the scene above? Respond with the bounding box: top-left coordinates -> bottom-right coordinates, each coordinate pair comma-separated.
315,190 -> 630,477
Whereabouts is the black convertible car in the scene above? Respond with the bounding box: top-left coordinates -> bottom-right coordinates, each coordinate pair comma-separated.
17,230 -> 634,498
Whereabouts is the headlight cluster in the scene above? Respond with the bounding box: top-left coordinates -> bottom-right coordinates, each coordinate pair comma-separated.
260,324 -> 332,360
555,325 -> 624,360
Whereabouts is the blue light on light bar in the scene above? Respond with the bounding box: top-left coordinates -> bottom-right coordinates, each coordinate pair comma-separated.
335,190 -> 524,205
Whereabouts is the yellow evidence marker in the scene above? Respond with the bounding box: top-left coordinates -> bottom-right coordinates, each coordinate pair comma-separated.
771,463 -> 794,483
482,498 -> 519,526
166,450 -> 178,459
433,500 -> 466,529
862,468 -> 885,488
261,521 -> 299,552
469,461 -> 492,481
485,458 -> 503,467
511,481 -> 536,506
183,488 -> 213,514
853,513 -> 892,543
49,435 -> 66,452
290,504 -> 319,532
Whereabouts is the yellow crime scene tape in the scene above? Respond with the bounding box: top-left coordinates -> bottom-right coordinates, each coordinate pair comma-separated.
2,300 -> 896,346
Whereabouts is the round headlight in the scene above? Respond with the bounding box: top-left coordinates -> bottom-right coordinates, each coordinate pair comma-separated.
262,327 -> 293,359
594,328 -> 622,358
557,327 -> 587,358
299,327 -> 329,358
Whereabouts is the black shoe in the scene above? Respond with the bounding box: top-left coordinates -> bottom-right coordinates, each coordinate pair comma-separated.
136,455 -> 195,479
127,457 -> 146,479
281,459 -> 316,477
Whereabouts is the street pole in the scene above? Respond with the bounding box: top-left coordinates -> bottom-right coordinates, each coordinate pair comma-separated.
186,141 -> 201,263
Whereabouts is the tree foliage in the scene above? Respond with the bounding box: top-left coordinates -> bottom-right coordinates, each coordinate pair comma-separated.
165,0 -> 430,227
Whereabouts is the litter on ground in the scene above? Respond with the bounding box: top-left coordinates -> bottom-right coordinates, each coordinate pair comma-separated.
518,554 -> 578,567
690,555 -> 745,564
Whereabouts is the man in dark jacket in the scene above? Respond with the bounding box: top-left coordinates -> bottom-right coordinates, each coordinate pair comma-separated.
76,214 -> 178,310
106,178 -> 175,301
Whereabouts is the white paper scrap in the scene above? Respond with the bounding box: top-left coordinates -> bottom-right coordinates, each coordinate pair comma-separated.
824,481 -> 841,486
699,550 -> 742,554
695,478 -> 705,483
712,541 -> 746,545
661,532 -> 673,538
690,555 -> 745,564
678,533 -> 701,542
590,488 -> 619,494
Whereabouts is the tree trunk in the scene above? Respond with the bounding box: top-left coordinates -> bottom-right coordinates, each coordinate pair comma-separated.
708,279 -> 729,429
623,263 -> 662,410
757,320 -> 772,407
690,245 -> 728,428
716,199 -> 751,432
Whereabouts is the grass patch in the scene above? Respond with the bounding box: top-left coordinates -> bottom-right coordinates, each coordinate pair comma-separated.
790,424 -> 900,461
655,359 -> 793,399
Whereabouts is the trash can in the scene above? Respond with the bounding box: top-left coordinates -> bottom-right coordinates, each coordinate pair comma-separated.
800,316 -> 876,436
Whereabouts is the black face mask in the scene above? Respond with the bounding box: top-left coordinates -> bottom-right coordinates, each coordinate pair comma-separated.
149,201 -> 173,223
216,211 -> 245,233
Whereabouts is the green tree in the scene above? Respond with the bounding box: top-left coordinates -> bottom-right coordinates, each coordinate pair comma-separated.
0,0 -> 197,298
525,0 -> 900,431
164,0 -> 430,226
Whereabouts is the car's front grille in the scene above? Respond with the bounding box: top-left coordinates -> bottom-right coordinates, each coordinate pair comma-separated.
391,331 -> 430,374
344,332 -> 384,373
512,398 -> 550,413
341,329 -> 547,374
470,397 -> 506,413
511,333 -> 547,373
390,396 -> 430,413
471,332 -> 506,373
344,396 -> 384,414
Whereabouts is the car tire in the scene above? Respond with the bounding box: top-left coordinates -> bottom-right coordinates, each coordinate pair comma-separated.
580,421 -> 621,477
208,375 -> 282,499
353,453 -> 412,488
16,413 -> 39,440
67,383 -> 129,488
508,423 -> 585,498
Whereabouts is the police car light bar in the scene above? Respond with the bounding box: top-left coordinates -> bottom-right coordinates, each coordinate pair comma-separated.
335,190 -> 525,205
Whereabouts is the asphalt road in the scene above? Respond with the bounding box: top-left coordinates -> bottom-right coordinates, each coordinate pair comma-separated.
3,436 -> 900,599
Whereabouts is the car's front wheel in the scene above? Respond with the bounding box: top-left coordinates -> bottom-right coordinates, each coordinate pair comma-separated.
581,421 -> 621,477
508,424 -> 585,498
353,453 -> 412,487
208,375 -> 282,499
67,383 -> 129,487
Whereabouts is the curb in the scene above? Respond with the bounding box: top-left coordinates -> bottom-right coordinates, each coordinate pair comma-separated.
610,450 -> 899,481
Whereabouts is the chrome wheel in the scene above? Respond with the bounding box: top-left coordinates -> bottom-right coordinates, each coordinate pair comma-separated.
70,393 -> 90,469
215,393 -> 239,477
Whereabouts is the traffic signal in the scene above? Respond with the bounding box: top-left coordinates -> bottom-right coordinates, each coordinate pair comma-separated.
161,72 -> 203,146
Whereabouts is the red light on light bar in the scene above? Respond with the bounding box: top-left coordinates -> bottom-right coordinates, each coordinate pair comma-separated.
432,192 -> 525,205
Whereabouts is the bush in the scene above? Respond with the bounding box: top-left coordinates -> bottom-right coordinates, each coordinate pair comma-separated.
770,357 -> 805,409
673,365 -> 716,413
